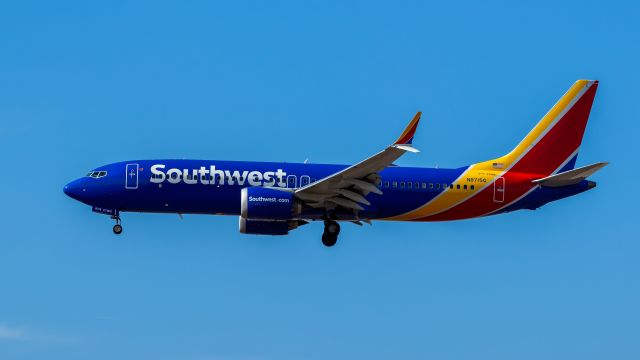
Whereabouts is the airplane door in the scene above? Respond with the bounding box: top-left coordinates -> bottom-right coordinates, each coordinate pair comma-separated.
287,175 -> 297,188
300,175 -> 310,187
125,163 -> 139,189
493,176 -> 505,203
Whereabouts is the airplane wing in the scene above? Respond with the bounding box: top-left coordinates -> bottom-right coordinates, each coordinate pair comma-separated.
294,112 -> 422,213
532,162 -> 609,187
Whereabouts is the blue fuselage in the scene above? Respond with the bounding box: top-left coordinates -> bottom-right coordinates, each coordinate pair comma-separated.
63,159 -> 593,221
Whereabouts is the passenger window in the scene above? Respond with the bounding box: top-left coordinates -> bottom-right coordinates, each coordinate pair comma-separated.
443,183 -> 447,189
471,185 -> 475,190
407,182 -> 412,189
392,181 -> 398,188
429,183 -> 433,189
436,183 -> 440,189
456,184 -> 460,189
384,181 -> 390,188
421,183 -> 427,189
449,184 -> 454,189
400,182 -> 405,188
464,185 -> 468,190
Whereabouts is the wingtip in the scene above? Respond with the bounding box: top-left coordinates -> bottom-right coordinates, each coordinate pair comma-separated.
393,111 -> 422,145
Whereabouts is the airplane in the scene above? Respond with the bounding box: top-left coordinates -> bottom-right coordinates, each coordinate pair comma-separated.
64,80 -> 606,247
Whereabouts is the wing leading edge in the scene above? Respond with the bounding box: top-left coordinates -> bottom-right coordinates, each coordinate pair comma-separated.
295,112 -> 422,214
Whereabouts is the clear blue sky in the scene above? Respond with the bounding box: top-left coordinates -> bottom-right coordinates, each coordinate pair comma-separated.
0,1 -> 638,359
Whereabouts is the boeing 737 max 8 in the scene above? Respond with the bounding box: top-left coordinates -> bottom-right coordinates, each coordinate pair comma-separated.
64,80 -> 606,247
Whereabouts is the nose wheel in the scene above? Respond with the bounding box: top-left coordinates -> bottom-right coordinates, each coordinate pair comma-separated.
111,215 -> 123,235
322,220 -> 340,247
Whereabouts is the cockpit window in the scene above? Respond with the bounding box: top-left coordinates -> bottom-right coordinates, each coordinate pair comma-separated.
86,171 -> 108,178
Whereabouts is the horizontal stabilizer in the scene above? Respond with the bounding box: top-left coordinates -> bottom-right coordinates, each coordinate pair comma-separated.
533,162 -> 608,187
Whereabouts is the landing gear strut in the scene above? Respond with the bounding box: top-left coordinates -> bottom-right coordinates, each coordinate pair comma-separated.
111,215 -> 123,235
322,220 -> 340,247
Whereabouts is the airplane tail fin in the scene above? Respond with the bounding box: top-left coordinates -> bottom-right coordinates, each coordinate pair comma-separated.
475,80 -> 599,175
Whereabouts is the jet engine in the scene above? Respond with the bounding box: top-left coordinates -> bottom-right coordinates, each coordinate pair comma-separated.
238,217 -> 306,235
240,187 -> 301,220
239,187 -> 304,235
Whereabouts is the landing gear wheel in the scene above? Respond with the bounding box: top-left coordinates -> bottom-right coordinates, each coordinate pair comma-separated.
322,233 -> 337,247
325,220 -> 340,235
322,220 -> 340,247
111,214 -> 123,235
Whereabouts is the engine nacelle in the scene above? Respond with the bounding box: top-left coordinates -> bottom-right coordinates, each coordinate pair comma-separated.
240,187 -> 301,220
238,217 -> 305,236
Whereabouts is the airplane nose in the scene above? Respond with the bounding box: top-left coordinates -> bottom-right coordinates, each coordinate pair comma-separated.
63,179 -> 86,201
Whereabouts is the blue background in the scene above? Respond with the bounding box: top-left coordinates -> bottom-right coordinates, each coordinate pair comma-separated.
0,1 -> 638,359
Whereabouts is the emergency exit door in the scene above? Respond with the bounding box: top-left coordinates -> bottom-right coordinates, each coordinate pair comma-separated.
125,163 -> 139,189
493,177 -> 505,203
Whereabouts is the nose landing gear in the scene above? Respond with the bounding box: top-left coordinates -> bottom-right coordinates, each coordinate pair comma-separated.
322,220 -> 340,247
111,215 -> 123,235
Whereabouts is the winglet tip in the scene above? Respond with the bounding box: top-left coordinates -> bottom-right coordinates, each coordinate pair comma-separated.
394,111 -> 422,145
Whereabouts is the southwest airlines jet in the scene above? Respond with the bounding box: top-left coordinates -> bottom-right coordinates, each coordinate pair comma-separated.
64,80 -> 606,247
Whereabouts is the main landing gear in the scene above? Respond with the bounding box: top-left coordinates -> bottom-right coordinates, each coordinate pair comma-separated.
111,215 -> 123,235
322,220 -> 340,247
